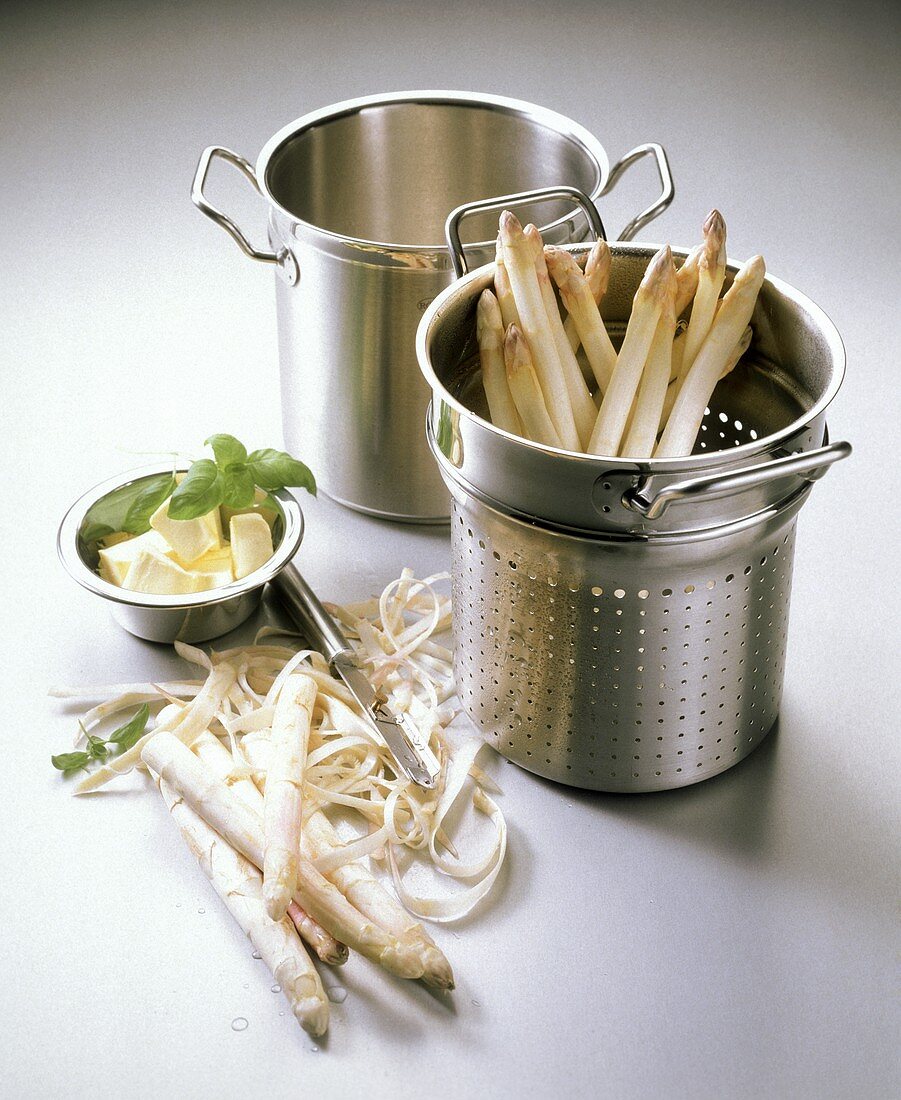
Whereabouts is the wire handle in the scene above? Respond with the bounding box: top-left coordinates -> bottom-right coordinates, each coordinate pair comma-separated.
444,185 -> 606,278
602,143 -> 675,242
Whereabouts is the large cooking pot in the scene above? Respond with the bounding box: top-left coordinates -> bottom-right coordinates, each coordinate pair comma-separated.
192,90 -> 674,521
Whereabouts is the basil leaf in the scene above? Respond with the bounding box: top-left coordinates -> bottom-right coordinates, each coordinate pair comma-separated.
247,449 -> 316,495
205,433 -> 247,468
107,704 -> 150,751
81,522 -> 116,544
168,460 -> 223,520
220,464 -> 256,509
52,751 -> 91,772
122,473 -> 177,535
88,738 -> 109,760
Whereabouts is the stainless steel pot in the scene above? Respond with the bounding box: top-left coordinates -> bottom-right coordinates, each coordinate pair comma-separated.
192,90 -> 674,521
416,240 -> 851,792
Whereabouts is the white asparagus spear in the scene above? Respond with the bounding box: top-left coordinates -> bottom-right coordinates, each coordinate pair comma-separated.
674,244 -> 702,316
156,776 -> 329,1036
680,210 -> 727,376
657,257 -> 765,456
545,247 -> 618,395
563,238 -> 611,352
659,325 -> 752,427
587,246 -> 674,456
76,663 -> 236,794
141,732 -> 426,979
524,224 -> 597,446
498,211 -> 581,450
303,811 -> 454,990
494,236 -> 521,331
504,324 -> 563,447
192,731 -> 348,966
620,261 -> 678,457
263,673 -> 317,921
477,289 -> 523,435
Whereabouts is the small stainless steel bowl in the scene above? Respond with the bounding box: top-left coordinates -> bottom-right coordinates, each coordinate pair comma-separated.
57,463 -> 304,643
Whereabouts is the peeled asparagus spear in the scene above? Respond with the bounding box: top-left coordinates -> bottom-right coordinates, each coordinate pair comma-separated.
141,732 -> 426,980
620,260 -> 678,457
587,245 -> 674,456
660,325 -> 751,426
499,211 -> 580,450
477,289 -> 523,434
545,246 -> 618,395
657,256 -> 765,456
680,210 -> 727,378
563,238 -> 611,353
263,673 -> 317,921
524,223 -> 597,446
192,730 -> 348,966
494,236 -> 522,331
156,776 -> 329,1036
304,811 -> 454,990
504,324 -> 563,447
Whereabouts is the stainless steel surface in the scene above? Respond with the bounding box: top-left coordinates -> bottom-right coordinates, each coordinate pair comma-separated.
271,562 -> 441,787
195,91 -> 671,521
417,243 -> 846,536
57,464 -> 304,644
445,185 -> 606,278
448,475 -> 805,791
623,440 -> 852,519
418,243 -> 848,791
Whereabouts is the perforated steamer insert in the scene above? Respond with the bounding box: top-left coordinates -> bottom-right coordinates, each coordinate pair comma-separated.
417,234 -> 850,793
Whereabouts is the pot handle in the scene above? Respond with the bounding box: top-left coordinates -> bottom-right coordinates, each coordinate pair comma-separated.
621,440 -> 852,519
191,146 -> 298,285
444,185 -> 606,278
601,143 -> 675,242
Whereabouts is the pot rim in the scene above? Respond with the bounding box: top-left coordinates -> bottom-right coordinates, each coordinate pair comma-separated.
57,463 -> 305,610
255,89 -> 610,254
416,242 -> 847,474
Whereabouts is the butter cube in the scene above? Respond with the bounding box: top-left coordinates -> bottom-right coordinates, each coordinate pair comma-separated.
174,473 -> 224,543
190,544 -> 235,589
98,530 -> 173,586
149,498 -> 218,564
229,513 -> 274,579
220,488 -> 279,532
121,547 -> 208,595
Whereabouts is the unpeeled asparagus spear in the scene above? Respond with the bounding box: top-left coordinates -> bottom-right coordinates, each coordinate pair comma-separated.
657,257 -> 765,456
141,732 -> 426,980
156,776 -> 329,1036
587,246 -> 674,456
263,673 -> 317,921
498,211 -> 580,450
192,731 -> 347,966
620,259 -> 678,457
504,324 -> 562,447
680,210 -> 727,377
545,246 -> 618,395
477,289 -> 523,434
524,224 -> 597,446
659,325 -> 751,426
674,244 -> 702,316
493,237 -> 521,331
563,238 -> 611,352
304,810 -> 454,990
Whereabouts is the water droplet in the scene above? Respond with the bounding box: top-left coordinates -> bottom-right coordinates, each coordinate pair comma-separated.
197,908 -> 205,915
278,1011 -> 284,1017
327,986 -> 347,1004
243,983 -> 249,990
271,984 -> 281,994
471,998 -> 481,1007
251,950 -> 262,960
309,1045 -> 319,1053
231,1017 -> 248,1032
175,903 -> 181,909
512,714 -> 523,729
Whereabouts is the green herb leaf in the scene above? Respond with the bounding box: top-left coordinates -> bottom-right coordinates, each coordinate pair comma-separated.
81,522 -> 116,544
168,460 -> 223,520
107,704 -> 150,751
205,433 -> 247,468
122,473 -> 177,535
220,464 -> 256,509
52,751 -> 91,773
247,449 -> 317,495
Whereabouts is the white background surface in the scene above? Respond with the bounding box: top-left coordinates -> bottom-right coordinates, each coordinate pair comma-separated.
2,1 -> 898,1097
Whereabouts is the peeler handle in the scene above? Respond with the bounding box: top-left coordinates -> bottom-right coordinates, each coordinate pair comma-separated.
444,185 -> 607,278
622,440 -> 852,519
601,143 -> 675,242
270,562 -> 353,664
191,145 -> 298,285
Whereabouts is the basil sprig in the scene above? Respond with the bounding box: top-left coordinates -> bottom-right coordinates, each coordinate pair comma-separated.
52,704 -> 150,775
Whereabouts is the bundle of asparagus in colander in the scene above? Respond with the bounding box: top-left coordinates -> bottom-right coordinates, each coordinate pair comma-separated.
476,209 -> 765,458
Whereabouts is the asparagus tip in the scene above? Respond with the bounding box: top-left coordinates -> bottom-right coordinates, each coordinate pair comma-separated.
499,209 -> 523,239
